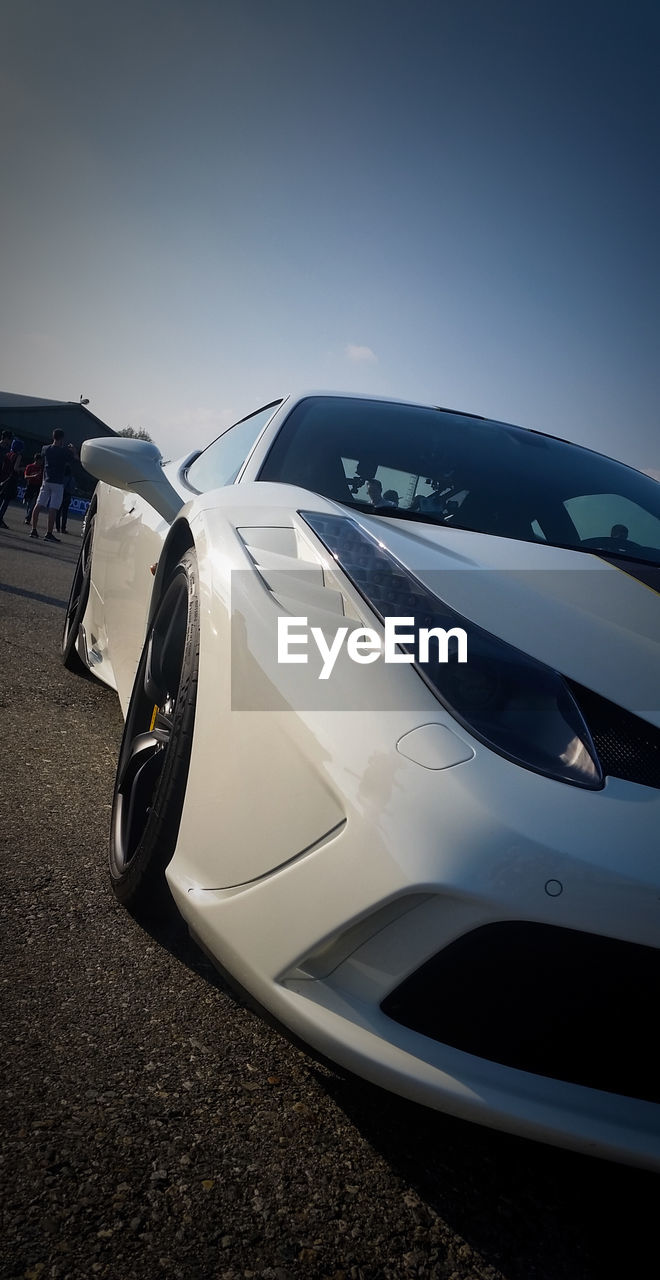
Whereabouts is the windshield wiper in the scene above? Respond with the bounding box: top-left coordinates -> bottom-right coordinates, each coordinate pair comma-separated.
590,549 -> 660,568
341,499 -> 467,528
535,538 -> 660,568
340,503 -> 660,566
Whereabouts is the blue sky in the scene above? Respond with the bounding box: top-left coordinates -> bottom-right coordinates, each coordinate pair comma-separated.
1,0 -> 658,472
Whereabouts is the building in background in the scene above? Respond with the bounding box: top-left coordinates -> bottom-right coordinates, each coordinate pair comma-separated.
0,392 -> 115,497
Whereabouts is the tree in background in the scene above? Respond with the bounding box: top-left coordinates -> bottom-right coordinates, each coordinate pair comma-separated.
119,426 -> 153,442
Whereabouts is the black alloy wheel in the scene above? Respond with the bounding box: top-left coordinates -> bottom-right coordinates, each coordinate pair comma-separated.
109,549 -> 199,917
61,512 -> 96,672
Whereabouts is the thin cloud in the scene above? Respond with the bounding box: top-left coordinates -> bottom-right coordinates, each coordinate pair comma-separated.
345,344 -> 378,364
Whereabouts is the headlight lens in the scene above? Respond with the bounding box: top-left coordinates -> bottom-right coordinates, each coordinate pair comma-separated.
301,510 -> 603,789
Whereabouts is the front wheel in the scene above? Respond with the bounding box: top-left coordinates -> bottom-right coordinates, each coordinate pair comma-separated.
61,512 -> 96,672
109,549 -> 200,918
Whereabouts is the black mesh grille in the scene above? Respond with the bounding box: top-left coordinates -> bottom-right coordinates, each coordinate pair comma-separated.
568,681 -> 660,790
381,922 -> 660,1103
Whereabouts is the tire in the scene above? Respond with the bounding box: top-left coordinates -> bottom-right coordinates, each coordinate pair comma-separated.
109,548 -> 200,918
61,512 -> 96,672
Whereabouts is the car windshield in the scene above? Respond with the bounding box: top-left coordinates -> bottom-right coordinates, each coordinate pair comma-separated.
258,396 -> 660,565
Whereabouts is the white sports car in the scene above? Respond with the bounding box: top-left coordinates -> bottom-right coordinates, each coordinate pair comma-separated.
64,392 -> 660,1170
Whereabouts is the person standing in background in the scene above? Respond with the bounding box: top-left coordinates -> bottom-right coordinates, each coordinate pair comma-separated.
55,465 -> 75,534
30,428 -> 77,543
0,437 -> 25,528
23,452 -> 44,523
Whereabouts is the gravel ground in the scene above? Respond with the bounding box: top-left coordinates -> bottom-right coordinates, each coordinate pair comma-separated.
0,508 -> 657,1280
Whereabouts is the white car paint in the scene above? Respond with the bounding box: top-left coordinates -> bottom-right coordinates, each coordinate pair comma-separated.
75,391 -> 660,1171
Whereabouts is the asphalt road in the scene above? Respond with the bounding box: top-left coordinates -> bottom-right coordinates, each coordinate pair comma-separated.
0,506 -> 656,1280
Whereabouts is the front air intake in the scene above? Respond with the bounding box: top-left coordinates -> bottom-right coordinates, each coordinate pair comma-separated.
382,922 -> 660,1103
568,681 -> 660,789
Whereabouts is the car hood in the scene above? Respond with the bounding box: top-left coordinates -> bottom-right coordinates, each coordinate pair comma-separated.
352,512 -> 660,727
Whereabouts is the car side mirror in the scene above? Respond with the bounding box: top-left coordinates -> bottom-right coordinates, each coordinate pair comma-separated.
81,437 -> 184,523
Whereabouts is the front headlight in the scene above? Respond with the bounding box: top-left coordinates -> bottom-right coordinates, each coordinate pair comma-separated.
301,510 -> 603,790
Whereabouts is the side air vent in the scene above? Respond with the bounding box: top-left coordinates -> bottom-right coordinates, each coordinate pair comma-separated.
237,525 -> 352,619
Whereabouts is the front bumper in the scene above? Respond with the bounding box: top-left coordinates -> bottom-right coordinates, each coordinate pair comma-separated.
168,733 -> 660,1170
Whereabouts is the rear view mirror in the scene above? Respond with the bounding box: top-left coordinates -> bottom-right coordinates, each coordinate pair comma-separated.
81,437 -> 184,523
